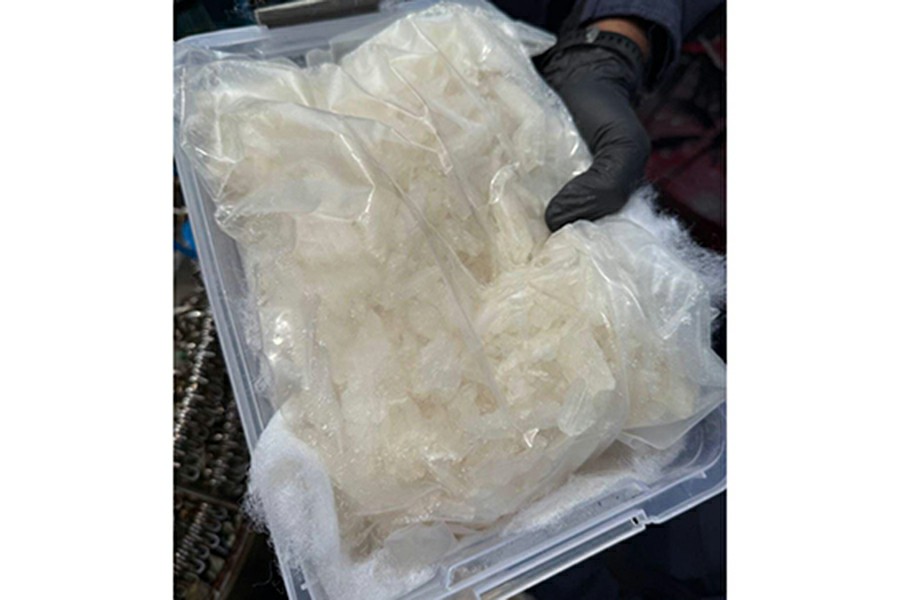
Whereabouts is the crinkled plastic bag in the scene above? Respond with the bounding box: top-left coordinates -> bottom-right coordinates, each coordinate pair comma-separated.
175,0 -> 724,564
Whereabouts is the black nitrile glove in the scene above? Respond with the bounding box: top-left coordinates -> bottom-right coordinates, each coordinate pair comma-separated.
538,28 -> 651,232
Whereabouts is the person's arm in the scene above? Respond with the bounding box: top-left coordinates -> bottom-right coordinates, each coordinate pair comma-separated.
537,19 -> 650,231
536,1 -> 723,231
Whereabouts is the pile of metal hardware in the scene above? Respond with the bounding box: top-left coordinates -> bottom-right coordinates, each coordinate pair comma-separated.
174,272 -> 252,599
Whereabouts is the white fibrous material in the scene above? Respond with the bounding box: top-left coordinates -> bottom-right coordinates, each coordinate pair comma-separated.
176,1 -> 725,594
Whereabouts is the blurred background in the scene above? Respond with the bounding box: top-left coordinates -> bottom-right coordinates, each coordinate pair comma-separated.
174,2 -> 725,598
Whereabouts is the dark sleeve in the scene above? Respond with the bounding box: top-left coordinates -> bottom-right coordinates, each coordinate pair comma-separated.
577,0 -> 724,85
490,0 -> 723,87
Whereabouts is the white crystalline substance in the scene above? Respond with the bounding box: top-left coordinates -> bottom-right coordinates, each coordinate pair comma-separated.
177,0 -> 725,591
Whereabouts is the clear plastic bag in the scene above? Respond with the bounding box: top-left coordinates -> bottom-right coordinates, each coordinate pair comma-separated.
175,0 -> 725,584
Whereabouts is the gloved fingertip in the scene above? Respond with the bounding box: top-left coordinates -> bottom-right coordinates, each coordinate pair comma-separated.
544,200 -> 565,233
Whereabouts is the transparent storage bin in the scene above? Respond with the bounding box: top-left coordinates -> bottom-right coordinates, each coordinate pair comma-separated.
173,3 -> 726,598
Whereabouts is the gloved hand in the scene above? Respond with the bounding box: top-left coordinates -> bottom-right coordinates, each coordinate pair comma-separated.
538,27 -> 651,232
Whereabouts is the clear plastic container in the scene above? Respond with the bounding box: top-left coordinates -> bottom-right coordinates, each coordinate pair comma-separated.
173,3 -> 726,598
